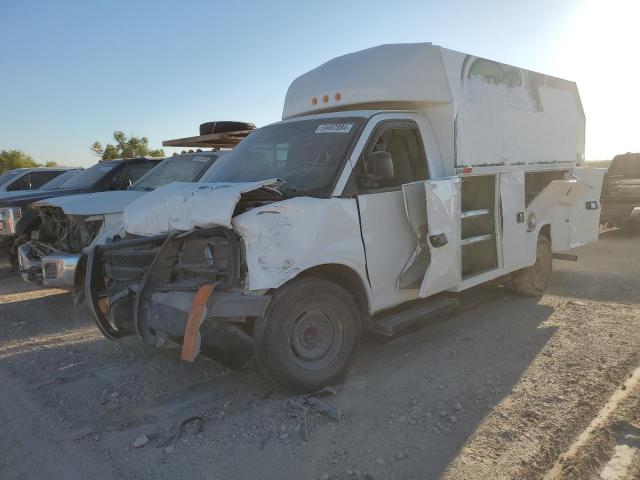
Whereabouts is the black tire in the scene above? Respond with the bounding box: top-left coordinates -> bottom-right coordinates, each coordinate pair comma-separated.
509,234 -> 552,297
199,121 -> 256,136
253,277 -> 362,392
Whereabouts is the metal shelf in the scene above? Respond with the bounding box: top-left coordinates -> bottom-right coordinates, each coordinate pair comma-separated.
461,233 -> 494,246
461,208 -> 490,219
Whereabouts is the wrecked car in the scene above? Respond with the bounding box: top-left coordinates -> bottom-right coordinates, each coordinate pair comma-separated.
86,43 -> 605,392
0,169 -> 83,264
18,152 -> 223,289
600,152 -> 640,230
4,158 -> 160,270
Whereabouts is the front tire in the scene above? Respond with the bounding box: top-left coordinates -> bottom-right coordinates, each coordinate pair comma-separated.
253,277 -> 361,392
509,234 -> 552,297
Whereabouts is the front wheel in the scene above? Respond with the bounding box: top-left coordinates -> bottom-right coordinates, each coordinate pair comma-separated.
509,234 -> 552,297
253,277 -> 361,392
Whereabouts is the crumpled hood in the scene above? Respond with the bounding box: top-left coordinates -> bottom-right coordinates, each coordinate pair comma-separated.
32,190 -> 146,216
123,179 -> 278,236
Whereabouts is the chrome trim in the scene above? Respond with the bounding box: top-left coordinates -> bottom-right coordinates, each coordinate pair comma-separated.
41,253 -> 82,289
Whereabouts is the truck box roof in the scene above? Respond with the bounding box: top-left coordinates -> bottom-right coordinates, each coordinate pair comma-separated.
284,43 -> 585,167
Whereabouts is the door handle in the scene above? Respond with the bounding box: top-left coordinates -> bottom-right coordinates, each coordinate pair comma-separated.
429,233 -> 448,248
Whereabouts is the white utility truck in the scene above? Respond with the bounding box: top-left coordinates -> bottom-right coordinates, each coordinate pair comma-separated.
86,43 -> 604,391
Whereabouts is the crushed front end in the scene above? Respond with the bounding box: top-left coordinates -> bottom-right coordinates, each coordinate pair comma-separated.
18,206 -> 102,287
85,227 -> 271,369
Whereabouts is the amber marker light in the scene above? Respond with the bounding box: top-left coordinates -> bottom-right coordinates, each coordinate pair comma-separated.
311,97 -> 318,105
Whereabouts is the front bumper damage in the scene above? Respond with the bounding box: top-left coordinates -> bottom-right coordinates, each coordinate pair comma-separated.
17,241 -> 82,288
86,228 -> 271,369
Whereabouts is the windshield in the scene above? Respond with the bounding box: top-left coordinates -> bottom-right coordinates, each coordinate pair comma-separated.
59,161 -> 120,189
203,117 -> 364,195
0,170 -> 21,186
609,155 -> 640,176
132,154 -> 217,191
38,170 -> 81,190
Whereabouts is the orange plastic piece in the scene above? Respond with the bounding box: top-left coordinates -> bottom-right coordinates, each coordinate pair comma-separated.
181,283 -> 216,362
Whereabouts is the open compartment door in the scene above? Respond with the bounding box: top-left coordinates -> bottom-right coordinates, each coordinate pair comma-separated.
500,171 -> 528,270
568,168 -> 605,248
419,178 -> 461,297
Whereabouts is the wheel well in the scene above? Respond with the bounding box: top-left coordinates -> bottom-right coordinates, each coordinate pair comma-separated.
297,264 -> 370,317
540,224 -> 551,243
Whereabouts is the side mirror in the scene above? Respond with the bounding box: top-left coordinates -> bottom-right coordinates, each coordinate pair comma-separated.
365,151 -> 394,182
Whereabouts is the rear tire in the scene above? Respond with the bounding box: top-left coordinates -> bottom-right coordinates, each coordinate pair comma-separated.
509,234 -> 552,297
253,277 -> 361,392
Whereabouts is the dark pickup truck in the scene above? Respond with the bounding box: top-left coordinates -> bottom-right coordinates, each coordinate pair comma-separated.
600,153 -> 640,229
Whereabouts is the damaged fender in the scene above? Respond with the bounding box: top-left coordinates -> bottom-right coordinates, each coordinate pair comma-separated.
232,196 -> 371,303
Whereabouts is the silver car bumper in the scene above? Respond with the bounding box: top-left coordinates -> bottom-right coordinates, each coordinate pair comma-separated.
41,254 -> 82,288
17,241 -> 82,289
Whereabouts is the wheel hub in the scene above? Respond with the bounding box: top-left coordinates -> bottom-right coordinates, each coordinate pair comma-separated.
291,310 -> 338,363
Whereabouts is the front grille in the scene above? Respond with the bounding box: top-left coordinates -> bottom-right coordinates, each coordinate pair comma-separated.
44,263 -> 57,279
106,252 -> 156,268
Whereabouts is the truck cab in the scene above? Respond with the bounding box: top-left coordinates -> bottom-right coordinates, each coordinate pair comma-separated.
86,43 -> 604,392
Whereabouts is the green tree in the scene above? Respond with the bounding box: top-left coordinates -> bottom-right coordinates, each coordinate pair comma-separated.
0,149 -> 39,173
44,161 -> 59,167
91,131 -> 165,161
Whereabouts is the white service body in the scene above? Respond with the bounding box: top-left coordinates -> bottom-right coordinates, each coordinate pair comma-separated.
121,43 -> 603,315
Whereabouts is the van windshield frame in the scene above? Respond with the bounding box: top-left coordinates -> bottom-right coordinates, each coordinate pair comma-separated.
201,117 -> 365,197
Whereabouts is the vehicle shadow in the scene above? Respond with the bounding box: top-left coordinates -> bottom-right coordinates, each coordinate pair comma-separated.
330,288 -> 556,480
548,269 -> 639,304
0,279 -> 555,480
0,267 -> 44,296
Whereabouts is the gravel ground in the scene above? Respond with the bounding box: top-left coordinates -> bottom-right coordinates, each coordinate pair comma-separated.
0,228 -> 638,480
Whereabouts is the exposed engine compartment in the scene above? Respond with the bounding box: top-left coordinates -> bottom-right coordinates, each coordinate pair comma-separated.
37,206 -> 103,252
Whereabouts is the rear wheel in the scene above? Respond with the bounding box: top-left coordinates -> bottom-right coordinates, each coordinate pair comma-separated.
509,234 -> 552,297
253,277 -> 361,392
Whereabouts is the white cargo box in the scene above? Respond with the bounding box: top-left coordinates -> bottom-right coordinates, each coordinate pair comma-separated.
283,43 -> 585,168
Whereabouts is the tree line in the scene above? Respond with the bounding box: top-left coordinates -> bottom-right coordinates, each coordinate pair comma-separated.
1,131 -> 165,174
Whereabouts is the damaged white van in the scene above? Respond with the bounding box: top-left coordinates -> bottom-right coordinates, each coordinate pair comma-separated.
86,43 -> 604,391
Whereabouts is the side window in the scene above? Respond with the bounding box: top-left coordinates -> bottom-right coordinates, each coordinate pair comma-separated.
29,171 -> 55,189
110,161 -> 156,188
123,162 -> 156,184
6,174 -> 31,191
354,124 -> 427,192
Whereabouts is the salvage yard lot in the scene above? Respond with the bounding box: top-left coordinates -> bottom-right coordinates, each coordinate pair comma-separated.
1,228 -> 639,480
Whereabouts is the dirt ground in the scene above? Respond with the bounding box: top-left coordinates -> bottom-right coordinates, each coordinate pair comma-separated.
0,228 -> 638,480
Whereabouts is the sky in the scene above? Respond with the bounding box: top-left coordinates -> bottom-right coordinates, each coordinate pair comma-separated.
0,0 -> 638,167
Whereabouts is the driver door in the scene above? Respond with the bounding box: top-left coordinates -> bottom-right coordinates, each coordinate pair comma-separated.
356,129 -> 461,311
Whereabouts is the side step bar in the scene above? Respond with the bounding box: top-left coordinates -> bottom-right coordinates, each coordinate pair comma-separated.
369,297 -> 460,337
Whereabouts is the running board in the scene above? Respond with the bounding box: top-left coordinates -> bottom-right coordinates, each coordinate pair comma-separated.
369,297 -> 460,337
552,253 -> 578,261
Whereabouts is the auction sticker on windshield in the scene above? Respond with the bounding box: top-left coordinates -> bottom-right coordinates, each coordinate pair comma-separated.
315,124 -> 353,134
